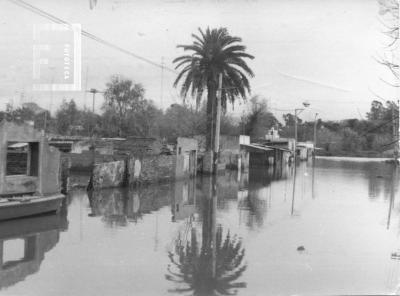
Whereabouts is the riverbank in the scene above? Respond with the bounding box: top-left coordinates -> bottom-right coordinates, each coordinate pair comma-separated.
316,156 -> 392,162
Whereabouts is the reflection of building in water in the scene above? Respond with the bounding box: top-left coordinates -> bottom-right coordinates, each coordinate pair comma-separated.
88,184 -> 173,226
171,179 -> 196,221
237,187 -> 267,228
0,213 -> 66,290
88,188 -> 128,227
236,165 -> 290,228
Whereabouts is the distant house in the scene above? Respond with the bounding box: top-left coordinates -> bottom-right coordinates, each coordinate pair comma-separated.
194,134 -> 250,171
297,142 -> 314,160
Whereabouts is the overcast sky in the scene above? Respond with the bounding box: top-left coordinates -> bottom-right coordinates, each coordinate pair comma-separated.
0,0 -> 396,122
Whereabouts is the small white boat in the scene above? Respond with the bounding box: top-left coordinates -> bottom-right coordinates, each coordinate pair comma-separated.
0,195 -> 64,221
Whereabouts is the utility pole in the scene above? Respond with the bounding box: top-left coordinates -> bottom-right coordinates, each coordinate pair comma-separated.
313,113 -> 318,160
160,56 -> 164,110
393,101 -> 398,162
87,88 -> 101,113
44,66 -> 55,133
291,102 -> 310,215
86,88 -> 104,169
397,99 -> 400,164
213,73 -> 223,174
293,108 -> 303,160
291,108 -> 301,215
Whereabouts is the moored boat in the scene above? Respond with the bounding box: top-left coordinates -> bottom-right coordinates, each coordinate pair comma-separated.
0,121 -> 65,220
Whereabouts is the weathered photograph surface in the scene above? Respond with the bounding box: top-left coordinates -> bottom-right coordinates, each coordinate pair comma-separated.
0,0 -> 399,295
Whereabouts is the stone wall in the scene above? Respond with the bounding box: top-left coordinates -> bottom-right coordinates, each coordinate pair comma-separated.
92,154 -> 178,189
68,152 -> 124,172
131,155 -> 176,185
114,137 -> 162,157
92,160 -> 127,189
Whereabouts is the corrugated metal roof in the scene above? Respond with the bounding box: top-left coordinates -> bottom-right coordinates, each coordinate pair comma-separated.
240,143 -> 273,152
263,145 -> 292,152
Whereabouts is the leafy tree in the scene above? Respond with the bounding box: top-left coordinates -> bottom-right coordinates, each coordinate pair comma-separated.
282,113 -> 302,127
55,99 -> 81,135
161,104 -> 203,142
173,27 -> 254,151
367,100 -> 385,121
103,75 -> 145,137
0,103 -> 50,131
126,100 -> 163,137
241,96 -> 280,140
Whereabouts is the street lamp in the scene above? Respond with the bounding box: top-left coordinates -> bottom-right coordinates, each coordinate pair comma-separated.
293,101 -> 310,158
291,101 -> 310,215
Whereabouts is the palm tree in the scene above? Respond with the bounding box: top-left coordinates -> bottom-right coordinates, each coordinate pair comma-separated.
166,226 -> 247,296
166,176 -> 247,296
173,27 -> 254,152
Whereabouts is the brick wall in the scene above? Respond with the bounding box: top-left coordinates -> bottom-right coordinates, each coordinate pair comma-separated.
136,155 -> 176,184
68,151 -> 126,172
114,137 -> 162,157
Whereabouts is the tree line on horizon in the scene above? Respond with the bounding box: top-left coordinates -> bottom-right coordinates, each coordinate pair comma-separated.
0,82 -> 397,157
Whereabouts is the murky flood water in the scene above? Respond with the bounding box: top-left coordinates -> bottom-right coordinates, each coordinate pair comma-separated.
1,157 -> 400,296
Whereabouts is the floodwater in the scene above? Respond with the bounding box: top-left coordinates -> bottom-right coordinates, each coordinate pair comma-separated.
1,157 -> 400,296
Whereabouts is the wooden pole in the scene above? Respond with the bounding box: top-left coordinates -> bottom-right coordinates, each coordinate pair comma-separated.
313,113 -> 318,160
213,73 -> 223,174
393,101 -> 398,162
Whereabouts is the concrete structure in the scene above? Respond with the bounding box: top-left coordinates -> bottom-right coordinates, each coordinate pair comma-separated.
265,127 -> 280,141
91,137 -> 198,189
241,144 -> 274,167
114,136 -> 163,157
92,160 -> 127,189
0,121 -> 61,196
195,134 -> 250,172
260,138 -> 296,152
297,141 -> 314,160
176,137 -> 197,178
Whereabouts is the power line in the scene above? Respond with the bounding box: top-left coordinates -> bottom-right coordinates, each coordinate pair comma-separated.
7,0 -> 177,74
360,116 -> 399,137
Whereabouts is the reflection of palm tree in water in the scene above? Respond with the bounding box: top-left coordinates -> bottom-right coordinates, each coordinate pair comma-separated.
166,176 -> 247,296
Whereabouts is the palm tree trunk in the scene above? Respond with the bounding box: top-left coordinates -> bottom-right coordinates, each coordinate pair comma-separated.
206,84 -> 217,151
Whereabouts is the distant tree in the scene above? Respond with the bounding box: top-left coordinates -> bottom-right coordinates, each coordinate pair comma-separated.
241,96 -> 280,139
126,100 -> 163,137
161,104 -> 204,142
367,100 -> 385,121
220,114 -> 240,136
341,127 -> 366,152
282,113 -> 302,127
104,75 -> 145,137
377,0 -> 399,83
99,107 -> 119,137
0,103 -> 50,131
55,99 -> 80,135
173,27 -> 254,151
